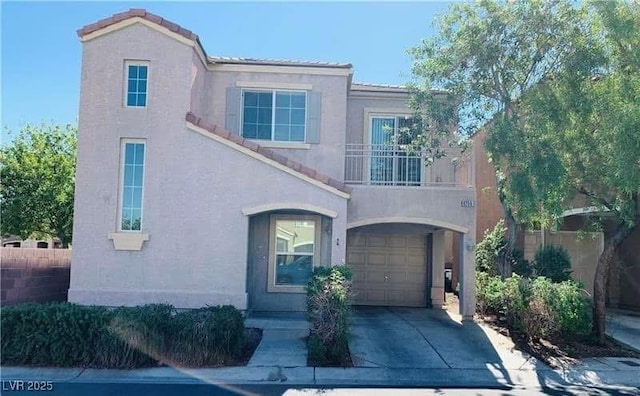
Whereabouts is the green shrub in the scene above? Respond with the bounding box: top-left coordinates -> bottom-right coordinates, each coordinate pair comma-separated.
510,249 -> 533,277
0,303 -> 246,368
548,280 -> 591,337
502,274 -> 532,332
98,304 -> 174,368
475,220 -> 508,275
306,265 -> 352,366
1,303 -> 107,367
475,273 -> 590,341
169,305 -> 245,366
533,245 -> 572,282
475,272 -> 504,315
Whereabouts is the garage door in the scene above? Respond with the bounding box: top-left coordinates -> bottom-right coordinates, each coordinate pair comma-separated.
347,232 -> 428,307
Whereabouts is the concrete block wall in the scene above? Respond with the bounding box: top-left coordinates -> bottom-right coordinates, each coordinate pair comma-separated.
1,248 -> 71,306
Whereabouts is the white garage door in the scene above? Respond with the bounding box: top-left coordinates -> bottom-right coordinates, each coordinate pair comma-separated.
347,232 -> 428,307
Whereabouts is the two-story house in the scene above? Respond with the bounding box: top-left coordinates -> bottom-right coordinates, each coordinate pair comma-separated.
69,9 -> 477,319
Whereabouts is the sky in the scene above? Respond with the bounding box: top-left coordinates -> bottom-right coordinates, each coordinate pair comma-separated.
1,1 -> 455,144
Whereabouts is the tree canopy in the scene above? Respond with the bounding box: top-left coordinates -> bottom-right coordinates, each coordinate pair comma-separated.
408,0 -> 639,342
407,0 -> 591,275
1,123 -> 77,246
490,1 -> 640,343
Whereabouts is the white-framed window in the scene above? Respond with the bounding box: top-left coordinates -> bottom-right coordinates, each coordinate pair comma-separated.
267,214 -> 320,293
369,115 -> 422,186
125,61 -> 149,107
241,90 -> 307,142
118,140 -> 146,231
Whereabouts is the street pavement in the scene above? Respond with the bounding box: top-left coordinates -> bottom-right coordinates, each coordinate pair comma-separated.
2,308 -> 640,395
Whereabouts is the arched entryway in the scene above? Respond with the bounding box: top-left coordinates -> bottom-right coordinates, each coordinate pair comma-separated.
346,219 -> 475,318
245,207 -> 338,312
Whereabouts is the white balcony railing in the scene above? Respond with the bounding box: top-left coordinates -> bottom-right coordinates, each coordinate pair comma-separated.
344,144 -> 472,187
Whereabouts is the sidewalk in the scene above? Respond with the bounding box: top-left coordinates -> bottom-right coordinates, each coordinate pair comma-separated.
2,361 -> 640,390
607,310 -> 640,353
2,312 -> 640,390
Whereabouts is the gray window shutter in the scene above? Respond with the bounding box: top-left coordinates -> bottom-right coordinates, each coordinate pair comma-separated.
225,87 -> 241,135
306,91 -> 321,144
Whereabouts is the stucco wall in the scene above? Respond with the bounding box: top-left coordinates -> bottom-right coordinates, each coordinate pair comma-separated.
347,186 -> 476,237
203,69 -> 349,181
190,51 -> 207,117
346,92 -> 409,145
472,129 -> 504,241
71,24 -> 348,309
70,119 -> 349,308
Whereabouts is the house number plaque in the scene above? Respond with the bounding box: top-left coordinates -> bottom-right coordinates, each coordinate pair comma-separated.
461,200 -> 475,208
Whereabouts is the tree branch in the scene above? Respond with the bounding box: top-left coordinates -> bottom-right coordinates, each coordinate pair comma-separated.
576,186 -> 618,216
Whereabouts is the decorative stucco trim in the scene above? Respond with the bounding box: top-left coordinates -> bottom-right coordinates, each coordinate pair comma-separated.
235,81 -> 313,90
242,203 -> 338,218
346,217 -> 469,234
68,288 -> 248,309
561,206 -> 609,218
186,121 -> 351,199
108,232 -> 149,251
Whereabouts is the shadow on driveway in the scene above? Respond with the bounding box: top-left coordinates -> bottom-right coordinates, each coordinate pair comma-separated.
349,306 -> 544,387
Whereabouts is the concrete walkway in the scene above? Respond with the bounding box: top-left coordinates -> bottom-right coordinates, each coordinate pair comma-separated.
607,310 -> 640,353
245,313 -> 308,368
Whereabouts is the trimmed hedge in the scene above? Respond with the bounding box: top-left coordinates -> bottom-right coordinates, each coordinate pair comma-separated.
306,265 -> 353,366
1,303 -> 245,368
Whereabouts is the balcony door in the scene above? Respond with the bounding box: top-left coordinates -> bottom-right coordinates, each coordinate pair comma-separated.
369,116 -> 421,186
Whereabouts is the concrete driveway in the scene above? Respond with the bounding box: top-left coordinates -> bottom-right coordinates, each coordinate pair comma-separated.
349,307 -> 540,371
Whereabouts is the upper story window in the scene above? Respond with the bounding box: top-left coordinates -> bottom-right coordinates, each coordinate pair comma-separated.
125,61 -> 148,108
119,140 -> 146,231
370,115 -> 422,186
242,90 -> 307,142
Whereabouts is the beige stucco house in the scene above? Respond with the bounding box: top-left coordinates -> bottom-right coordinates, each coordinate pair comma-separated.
69,9 -> 478,319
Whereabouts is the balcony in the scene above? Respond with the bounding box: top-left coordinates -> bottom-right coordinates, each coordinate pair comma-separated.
344,144 -> 473,188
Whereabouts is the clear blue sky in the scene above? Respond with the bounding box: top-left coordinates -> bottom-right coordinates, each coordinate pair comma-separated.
1,1 -> 454,144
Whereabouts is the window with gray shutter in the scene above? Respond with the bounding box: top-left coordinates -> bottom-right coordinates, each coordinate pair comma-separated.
225,87 -> 241,134
306,91 -> 321,144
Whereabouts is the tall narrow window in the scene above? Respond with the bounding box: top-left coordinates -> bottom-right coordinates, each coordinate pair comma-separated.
120,141 -> 145,231
125,62 -> 148,107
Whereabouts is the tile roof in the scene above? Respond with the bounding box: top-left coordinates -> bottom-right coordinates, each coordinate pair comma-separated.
78,9 -> 197,42
209,56 -> 352,69
77,9 -> 351,69
185,112 -> 352,195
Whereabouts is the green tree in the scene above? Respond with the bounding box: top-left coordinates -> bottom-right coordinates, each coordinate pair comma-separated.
494,1 -> 640,344
408,0 -> 588,275
1,123 -> 77,246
